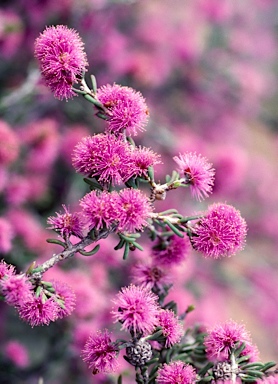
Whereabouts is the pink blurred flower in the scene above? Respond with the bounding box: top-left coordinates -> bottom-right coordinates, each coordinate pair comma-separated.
192,203 -> 247,259
4,340 -> 29,368
47,205 -> 85,239
34,25 -> 88,100
112,284 -> 159,335
173,152 -> 215,201
18,295 -> 59,327
156,309 -> 184,348
72,134 -> 134,185
0,120 -> 19,166
0,10 -> 24,59
0,274 -> 33,307
82,330 -> 119,374
0,218 -> 14,253
156,361 -> 197,384
131,262 -> 172,292
204,320 -> 259,362
60,124 -> 90,165
152,235 -> 190,266
51,280 -> 76,319
114,188 -> 153,233
97,83 -> 149,136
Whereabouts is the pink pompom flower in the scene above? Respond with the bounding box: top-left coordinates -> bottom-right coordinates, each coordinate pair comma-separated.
173,152 -> 215,201
18,295 -> 59,327
82,330 -> 119,374
192,203 -> 247,259
152,234 -> 190,266
97,83 -> 149,136
112,284 -> 159,335
1,274 -> 33,307
131,262 -> 172,292
34,25 -> 88,100
204,320 -> 259,362
72,134 -> 134,186
51,280 -> 76,319
156,309 -> 184,348
156,361 -> 197,384
47,205 -> 85,239
130,146 -> 161,178
0,259 -> 15,280
114,188 -> 153,233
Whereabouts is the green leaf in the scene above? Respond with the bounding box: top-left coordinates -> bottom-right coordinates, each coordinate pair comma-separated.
78,244 -> 100,256
123,242 -> 129,260
117,375 -> 122,384
90,75 -> 97,94
46,238 -> 66,248
261,361 -> 276,372
163,219 -> 184,238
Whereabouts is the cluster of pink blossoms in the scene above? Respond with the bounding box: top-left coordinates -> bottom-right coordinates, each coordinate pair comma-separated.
0,260 -> 75,327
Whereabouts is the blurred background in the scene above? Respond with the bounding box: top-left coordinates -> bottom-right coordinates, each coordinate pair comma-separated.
0,0 -> 278,383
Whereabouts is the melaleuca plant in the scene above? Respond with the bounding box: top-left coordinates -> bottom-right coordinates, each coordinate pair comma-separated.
0,25 -> 277,383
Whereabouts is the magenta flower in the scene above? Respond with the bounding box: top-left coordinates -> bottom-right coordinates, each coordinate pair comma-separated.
173,152 -> 215,201
156,309 -> 184,348
82,330 -> 119,374
130,146 -> 161,178
34,25 -> 88,100
80,190 -> 117,231
0,260 -> 15,280
131,263 -> 172,291
112,284 -> 159,335
156,361 -> 197,384
192,203 -> 247,259
5,340 -> 29,368
47,205 -> 85,239
97,83 -> 149,136
72,134 -> 134,185
152,234 -> 190,266
51,280 -> 76,319
1,274 -> 33,307
114,188 -> 153,233
18,295 -> 59,327
204,320 -> 259,362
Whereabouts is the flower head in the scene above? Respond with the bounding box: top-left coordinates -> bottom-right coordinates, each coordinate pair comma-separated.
173,152 -> 215,201
97,83 -> 149,136
192,203 -> 247,259
18,295 -> 59,327
156,361 -> 197,384
1,274 -> 33,307
204,320 -> 259,362
34,25 -> 88,100
5,341 -> 29,368
72,134 -> 134,185
0,260 -> 15,280
131,263 -> 172,292
52,280 -> 76,319
113,188 -> 153,233
47,205 -> 85,238
152,234 -> 190,266
130,146 -> 161,178
112,284 -> 159,335
82,330 -> 119,374
156,309 -> 184,348
80,190 -> 117,231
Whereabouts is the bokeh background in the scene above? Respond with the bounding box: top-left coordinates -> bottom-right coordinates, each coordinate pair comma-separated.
1,0 -> 278,383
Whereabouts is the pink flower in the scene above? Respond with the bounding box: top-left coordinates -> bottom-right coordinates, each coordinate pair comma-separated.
18,295 -> 59,327
152,234 -> 190,266
80,190 -> 117,231
4,340 -> 29,368
192,203 -> 247,259
204,320 -> 259,362
112,284 -> 159,335
47,205 -> 85,239
1,274 -> 33,307
173,152 -> 215,201
72,134 -> 134,185
130,146 -> 161,178
0,217 -> 14,253
0,120 -> 19,166
34,25 -> 88,100
51,280 -> 76,319
0,260 -> 15,280
82,330 -> 119,374
114,188 -> 153,233
156,309 -> 184,348
97,83 -> 149,136
156,361 -> 197,384
131,262 -> 172,292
